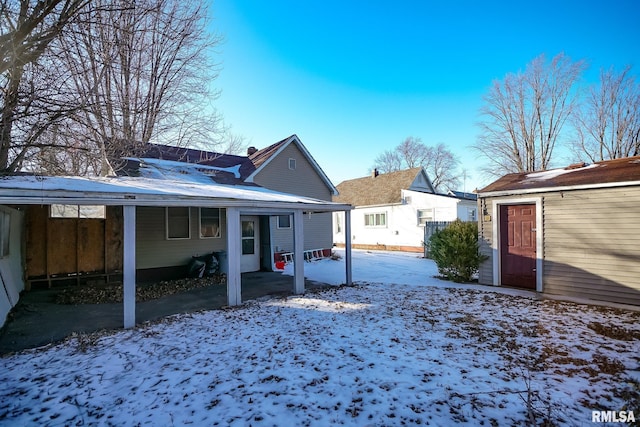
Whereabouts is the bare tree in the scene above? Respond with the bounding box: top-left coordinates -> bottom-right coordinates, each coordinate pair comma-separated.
0,0 -> 90,173
571,66 -> 640,162
43,0 -> 222,174
475,53 -> 586,177
373,136 -> 460,191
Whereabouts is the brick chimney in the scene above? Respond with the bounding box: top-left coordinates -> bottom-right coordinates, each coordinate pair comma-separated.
372,168 -> 379,178
247,146 -> 258,156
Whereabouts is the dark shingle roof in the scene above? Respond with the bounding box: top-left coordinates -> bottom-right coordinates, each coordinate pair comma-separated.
120,143 -> 256,185
248,136 -> 290,169
479,156 -> 640,194
333,168 -> 424,206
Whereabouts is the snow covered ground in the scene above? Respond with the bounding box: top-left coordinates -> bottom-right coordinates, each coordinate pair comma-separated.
1,249 -> 639,426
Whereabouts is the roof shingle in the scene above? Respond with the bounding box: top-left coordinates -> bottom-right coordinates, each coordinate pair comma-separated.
478,156 -> 640,194
333,168 -> 424,206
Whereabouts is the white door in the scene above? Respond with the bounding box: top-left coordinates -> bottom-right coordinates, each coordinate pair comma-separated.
240,216 -> 260,272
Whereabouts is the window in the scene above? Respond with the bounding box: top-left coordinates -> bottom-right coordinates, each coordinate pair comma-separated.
468,208 -> 477,222
288,158 -> 296,170
167,207 -> 190,239
417,209 -> 434,226
241,220 -> 255,254
50,205 -> 105,219
277,215 -> 291,229
364,212 -> 386,227
200,208 -> 220,238
0,210 -> 10,258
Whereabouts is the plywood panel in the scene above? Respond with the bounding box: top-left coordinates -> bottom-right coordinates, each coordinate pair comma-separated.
106,206 -> 123,272
25,206 -> 47,277
47,218 -> 77,275
77,219 -> 105,273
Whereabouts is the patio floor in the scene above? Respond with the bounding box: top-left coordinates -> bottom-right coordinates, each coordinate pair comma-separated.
0,271 -> 331,354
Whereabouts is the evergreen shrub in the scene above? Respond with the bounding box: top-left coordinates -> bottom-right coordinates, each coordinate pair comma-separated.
428,219 -> 487,282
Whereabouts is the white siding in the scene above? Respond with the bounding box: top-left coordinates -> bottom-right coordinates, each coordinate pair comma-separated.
333,190 -> 475,249
0,206 -> 24,327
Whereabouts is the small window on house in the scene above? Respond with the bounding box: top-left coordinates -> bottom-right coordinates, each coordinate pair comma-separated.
335,213 -> 342,234
468,208 -> 477,222
364,212 -> 386,227
0,210 -> 10,258
277,215 -> 291,229
200,208 -> 220,238
417,209 -> 434,226
167,207 -> 191,239
50,205 -> 105,219
288,158 -> 296,170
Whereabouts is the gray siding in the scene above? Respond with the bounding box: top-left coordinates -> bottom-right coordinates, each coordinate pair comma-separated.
479,186 -> 640,305
542,187 -> 640,305
253,143 -> 334,251
477,198 -> 493,285
271,213 -> 332,253
136,207 -> 226,269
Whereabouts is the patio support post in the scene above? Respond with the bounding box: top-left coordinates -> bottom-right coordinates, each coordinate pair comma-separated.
123,205 -> 136,328
226,207 -> 242,306
345,210 -> 352,285
293,210 -> 304,294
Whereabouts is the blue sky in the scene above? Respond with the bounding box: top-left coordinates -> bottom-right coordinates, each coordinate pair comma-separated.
210,0 -> 640,190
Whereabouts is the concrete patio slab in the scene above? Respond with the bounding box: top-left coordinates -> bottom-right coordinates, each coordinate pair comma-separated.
0,272 -> 331,354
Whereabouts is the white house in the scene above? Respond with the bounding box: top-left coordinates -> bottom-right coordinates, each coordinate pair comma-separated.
332,168 -> 477,252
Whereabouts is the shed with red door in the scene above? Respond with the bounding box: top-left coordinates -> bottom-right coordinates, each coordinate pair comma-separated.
476,157 -> 640,306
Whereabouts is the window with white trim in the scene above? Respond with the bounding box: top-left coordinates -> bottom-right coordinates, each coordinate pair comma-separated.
50,205 -> 105,219
364,212 -> 386,227
417,208 -> 434,226
288,158 -> 296,170
199,208 -> 220,238
167,207 -> 191,239
0,210 -> 10,258
277,215 -> 291,229
468,207 -> 477,222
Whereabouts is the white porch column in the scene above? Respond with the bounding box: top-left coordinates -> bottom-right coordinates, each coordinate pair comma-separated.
293,210 -> 304,294
123,205 -> 136,328
344,210 -> 352,285
226,207 -> 242,306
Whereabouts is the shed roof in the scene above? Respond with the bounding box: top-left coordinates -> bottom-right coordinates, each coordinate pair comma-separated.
333,168 -> 428,206
478,156 -> 640,195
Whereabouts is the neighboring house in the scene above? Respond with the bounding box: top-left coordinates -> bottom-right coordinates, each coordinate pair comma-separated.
332,168 -> 478,252
134,134 -> 338,265
0,144 -> 352,329
477,156 -> 640,306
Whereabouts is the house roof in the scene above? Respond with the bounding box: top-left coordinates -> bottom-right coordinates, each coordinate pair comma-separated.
478,156 -> 640,196
246,134 -> 338,195
333,168 -> 432,206
120,143 -> 256,185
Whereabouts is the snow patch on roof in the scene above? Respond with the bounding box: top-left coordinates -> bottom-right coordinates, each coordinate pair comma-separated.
524,163 -> 599,181
0,175 -> 334,205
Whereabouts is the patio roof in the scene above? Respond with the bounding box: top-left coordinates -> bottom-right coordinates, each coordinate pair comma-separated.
0,175 -> 351,212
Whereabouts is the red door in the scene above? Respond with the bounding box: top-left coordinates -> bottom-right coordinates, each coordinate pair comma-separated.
500,204 -> 536,289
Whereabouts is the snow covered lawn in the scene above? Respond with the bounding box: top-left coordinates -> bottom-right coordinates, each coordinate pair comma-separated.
1,250 -> 639,426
